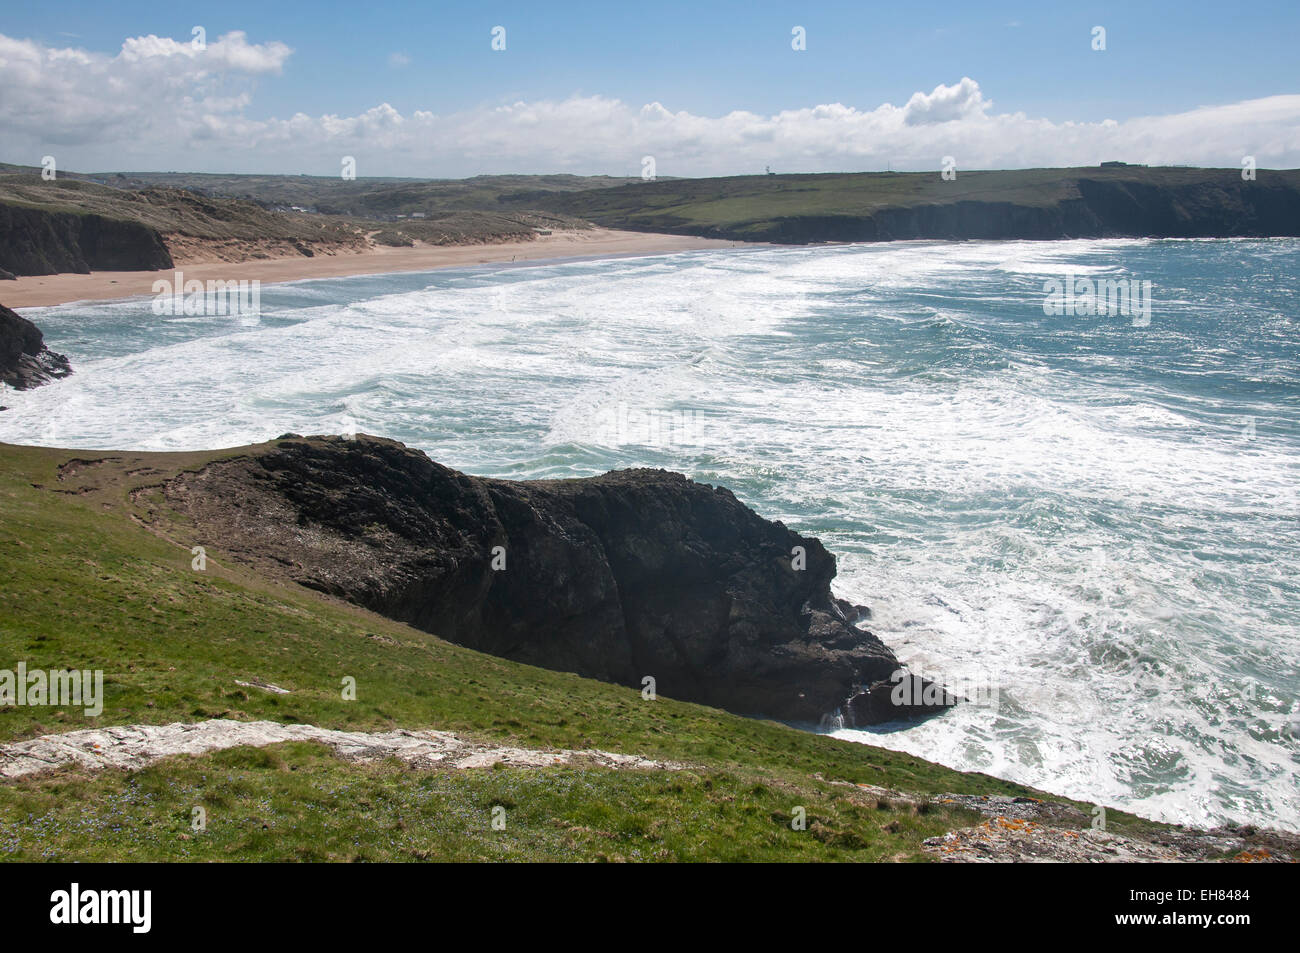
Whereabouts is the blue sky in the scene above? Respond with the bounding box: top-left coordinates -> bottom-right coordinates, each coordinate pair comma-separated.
2,1 -> 1298,175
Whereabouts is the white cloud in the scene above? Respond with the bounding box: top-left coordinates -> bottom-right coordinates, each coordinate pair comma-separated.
0,31 -> 292,149
902,77 -> 990,125
119,31 -> 290,71
0,32 -> 1297,177
387,51 -> 410,69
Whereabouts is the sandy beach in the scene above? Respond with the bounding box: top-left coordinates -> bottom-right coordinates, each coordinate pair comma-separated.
2,228 -> 750,309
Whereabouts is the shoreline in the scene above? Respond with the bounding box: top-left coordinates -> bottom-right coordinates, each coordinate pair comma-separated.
1,228 -> 753,309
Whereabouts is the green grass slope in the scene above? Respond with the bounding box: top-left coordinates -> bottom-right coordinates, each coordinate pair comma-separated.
0,441 -> 1160,861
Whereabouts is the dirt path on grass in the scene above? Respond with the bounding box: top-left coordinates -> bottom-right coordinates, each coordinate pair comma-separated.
0,719 -> 681,781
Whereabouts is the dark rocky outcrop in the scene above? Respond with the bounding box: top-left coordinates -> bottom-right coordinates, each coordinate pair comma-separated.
848,673 -> 958,725
154,435 -> 944,724
0,201 -> 172,276
0,303 -> 72,393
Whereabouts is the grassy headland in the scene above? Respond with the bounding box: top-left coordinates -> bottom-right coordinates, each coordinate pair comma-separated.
0,439 -> 1173,862
503,166 -> 1300,242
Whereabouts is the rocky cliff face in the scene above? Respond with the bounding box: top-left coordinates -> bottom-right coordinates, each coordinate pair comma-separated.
0,303 -> 72,394
811,181 -> 1292,242
524,169 -> 1300,245
665,179 -> 1300,244
155,435 -> 938,724
0,202 -> 172,276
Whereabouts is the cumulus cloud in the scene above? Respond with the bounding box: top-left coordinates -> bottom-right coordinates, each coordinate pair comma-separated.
119,30 -> 290,72
903,77 -> 990,125
0,31 -> 292,149
0,31 -> 1297,177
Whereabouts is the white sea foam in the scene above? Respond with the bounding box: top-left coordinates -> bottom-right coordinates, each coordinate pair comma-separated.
4,238 -> 1298,830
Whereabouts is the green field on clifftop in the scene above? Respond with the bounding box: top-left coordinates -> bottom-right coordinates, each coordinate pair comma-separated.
502,166 -> 1300,240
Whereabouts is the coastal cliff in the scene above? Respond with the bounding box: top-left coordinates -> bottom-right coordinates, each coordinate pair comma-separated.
738,178 -> 1300,242
506,166 -> 1300,243
148,434 -> 935,724
0,201 -> 172,276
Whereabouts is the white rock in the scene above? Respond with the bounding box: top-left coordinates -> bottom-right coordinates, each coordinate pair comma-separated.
0,719 -> 682,781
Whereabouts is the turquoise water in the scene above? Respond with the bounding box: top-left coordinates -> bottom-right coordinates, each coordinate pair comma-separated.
4,237 -> 1298,830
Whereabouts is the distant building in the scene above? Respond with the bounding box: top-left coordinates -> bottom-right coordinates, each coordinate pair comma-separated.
410,212 -> 426,219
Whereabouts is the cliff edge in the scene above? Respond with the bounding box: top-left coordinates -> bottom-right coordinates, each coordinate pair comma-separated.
148,434 -> 936,724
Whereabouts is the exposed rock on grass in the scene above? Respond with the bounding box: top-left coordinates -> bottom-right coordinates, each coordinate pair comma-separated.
823,780 -> 1300,862
0,719 -> 682,782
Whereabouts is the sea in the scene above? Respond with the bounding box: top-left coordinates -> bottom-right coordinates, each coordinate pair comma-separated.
3,237 -> 1297,832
